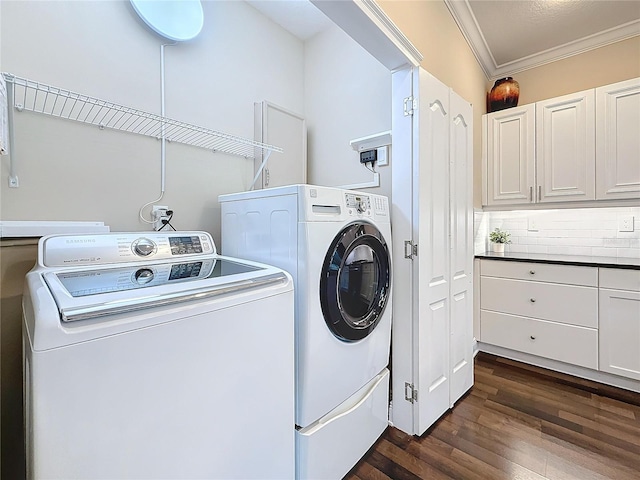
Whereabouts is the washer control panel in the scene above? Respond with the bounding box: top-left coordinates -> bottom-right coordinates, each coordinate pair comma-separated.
54,259 -> 216,297
42,232 -> 215,268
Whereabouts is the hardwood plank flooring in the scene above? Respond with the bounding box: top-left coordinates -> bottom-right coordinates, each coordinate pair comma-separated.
345,353 -> 640,480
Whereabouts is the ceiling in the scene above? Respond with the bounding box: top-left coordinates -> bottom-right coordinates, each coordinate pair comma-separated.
446,0 -> 640,79
246,0 -> 640,79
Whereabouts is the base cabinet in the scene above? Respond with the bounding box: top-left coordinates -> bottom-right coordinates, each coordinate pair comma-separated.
599,269 -> 640,381
479,259 -> 640,390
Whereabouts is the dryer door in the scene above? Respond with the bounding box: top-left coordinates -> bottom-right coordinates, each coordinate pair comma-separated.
320,222 -> 391,342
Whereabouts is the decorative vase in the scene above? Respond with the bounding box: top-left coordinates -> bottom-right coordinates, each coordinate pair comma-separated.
492,243 -> 505,253
489,77 -> 520,112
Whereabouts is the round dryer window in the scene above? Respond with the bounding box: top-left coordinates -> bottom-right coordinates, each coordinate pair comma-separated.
320,222 -> 391,342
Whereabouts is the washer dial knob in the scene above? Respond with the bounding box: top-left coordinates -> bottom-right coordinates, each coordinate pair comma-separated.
134,268 -> 154,284
132,238 -> 156,257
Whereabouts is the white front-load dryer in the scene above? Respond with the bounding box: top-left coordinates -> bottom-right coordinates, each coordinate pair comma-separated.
219,184 -> 392,479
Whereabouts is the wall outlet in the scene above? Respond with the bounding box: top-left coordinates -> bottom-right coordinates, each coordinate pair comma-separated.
152,205 -> 170,231
618,215 -> 634,232
527,218 -> 539,232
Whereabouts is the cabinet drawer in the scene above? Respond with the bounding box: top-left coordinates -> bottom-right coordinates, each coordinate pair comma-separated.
480,259 -> 597,286
600,268 -> 640,292
481,276 -> 598,328
481,310 -> 598,369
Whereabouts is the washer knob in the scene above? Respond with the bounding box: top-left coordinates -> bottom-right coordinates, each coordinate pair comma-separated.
134,268 -> 154,284
133,238 -> 156,257
356,200 -> 366,213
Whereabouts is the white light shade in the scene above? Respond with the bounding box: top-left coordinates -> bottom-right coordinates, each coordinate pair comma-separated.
131,0 -> 204,42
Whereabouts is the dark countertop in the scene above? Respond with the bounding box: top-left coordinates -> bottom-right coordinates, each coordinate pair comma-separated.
475,251 -> 640,270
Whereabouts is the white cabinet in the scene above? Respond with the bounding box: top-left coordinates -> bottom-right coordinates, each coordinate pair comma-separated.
483,77 -> 639,206
391,67 -> 474,436
479,259 -> 599,369
596,78 -> 640,200
254,101 -> 307,189
599,268 -> 640,381
484,104 -> 535,206
536,90 -> 595,202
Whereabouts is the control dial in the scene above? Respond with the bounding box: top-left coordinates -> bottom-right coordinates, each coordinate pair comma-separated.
132,238 -> 156,257
356,200 -> 366,213
134,268 -> 154,285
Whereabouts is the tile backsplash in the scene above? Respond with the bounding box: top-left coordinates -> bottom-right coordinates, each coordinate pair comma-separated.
474,207 -> 640,259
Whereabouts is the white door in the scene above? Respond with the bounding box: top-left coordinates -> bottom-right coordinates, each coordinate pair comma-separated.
448,90 -> 474,406
414,68 -> 451,435
254,101 -> 307,189
485,105 -> 535,205
596,78 -> 640,200
536,90 -> 595,202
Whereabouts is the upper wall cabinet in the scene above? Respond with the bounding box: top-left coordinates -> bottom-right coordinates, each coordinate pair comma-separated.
484,104 -> 535,206
536,90 -> 595,203
483,77 -> 639,207
596,78 -> 640,200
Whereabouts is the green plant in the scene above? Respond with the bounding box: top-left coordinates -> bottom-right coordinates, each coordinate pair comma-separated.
489,228 -> 511,244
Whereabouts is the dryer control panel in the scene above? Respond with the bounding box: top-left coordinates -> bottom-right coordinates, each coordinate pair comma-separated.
345,193 -> 371,215
344,193 -> 388,218
42,231 -> 215,268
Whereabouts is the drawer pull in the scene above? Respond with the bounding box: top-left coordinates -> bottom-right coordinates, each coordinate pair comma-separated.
530,335 -> 536,340
529,270 -> 535,275
530,298 -> 536,303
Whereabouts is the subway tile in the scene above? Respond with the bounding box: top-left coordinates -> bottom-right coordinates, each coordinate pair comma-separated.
591,247 -> 618,257
604,238 -> 631,248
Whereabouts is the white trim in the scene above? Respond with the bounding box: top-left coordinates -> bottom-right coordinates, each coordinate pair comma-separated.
478,342 -> 640,393
444,0 -> 494,79
445,0 -> 640,80
339,172 -> 380,190
310,0 -> 422,70
358,0 -> 423,68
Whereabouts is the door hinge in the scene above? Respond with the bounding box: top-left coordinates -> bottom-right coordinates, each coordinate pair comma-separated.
404,240 -> 418,259
403,96 -> 416,116
264,167 -> 270,187
404,382 -> 418,403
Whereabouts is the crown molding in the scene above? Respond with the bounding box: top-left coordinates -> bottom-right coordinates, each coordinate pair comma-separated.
445,0 -> 640,81
489,20 -> 640,80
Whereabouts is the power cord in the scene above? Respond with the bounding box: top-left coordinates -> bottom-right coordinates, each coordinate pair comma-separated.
158,210 -> 176,231
364,161 -> 377,174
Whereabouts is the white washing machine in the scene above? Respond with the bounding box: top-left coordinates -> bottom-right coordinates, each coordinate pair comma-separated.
22,231 -> 294,480
219,184 -> 392,479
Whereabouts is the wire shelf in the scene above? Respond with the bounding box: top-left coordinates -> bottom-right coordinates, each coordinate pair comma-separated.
2,72 -> 283,159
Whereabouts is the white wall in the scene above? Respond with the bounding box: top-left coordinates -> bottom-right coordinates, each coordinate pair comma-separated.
0,0 -> 305,243
475,207 -> 640,259
304,24 -> 392,199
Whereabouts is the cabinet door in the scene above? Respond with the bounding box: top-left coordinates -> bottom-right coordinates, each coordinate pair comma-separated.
485,105 -> 535,205
596,78 -> 640,200
599,287 -> 640,381
448,90 -> 473,406
536,90 -> 595,202
254,101 -> 307,189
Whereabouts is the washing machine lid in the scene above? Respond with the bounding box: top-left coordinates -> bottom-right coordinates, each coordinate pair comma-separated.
320,221 -> 391,342
42,256 -> 287,323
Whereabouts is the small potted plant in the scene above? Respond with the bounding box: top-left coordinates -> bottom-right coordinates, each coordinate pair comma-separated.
489,228 -> 511,253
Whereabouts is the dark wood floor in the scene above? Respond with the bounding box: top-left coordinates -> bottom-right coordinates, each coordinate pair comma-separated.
345,352 -> 640,480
